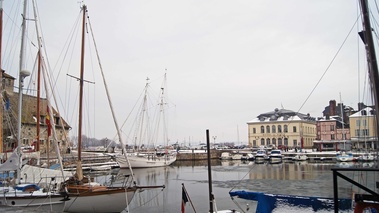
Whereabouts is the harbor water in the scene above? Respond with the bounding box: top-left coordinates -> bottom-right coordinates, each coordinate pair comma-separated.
0,160 -> 377,212
109,160 -> 376,213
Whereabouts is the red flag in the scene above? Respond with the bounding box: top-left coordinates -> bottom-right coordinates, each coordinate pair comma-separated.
46,107 -> 51,137
181,185 -> 189,213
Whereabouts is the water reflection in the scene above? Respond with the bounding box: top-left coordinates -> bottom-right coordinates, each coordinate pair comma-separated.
88,160 -> 377,213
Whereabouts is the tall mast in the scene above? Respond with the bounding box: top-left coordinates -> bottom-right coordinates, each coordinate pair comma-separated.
16,0 -> 30,184
76,4 -> 87,181
359,0 -> 379,137
0,0 -> 3,154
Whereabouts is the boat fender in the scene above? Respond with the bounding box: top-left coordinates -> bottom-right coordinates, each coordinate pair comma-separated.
354,202 -> 379,213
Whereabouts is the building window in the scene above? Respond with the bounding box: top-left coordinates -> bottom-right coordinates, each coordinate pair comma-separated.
330,125 -> 335,131
293,126 -> 297,133
284,138 -> 288,146
293,139 -> 297,147
261,126 -> 265,133
363,119 -> 367,126
266,125 -> 270,133
284,125 -> 288,133
261,138 -> 265,145
266,138 -> 270,145
356,120 -> 360,127
278,125 -> 282,133
331,134 -> 335,140
272,125 -> 276,133
272,138 -> 276,145
253,140 -> 257,146
364,129 -> 369,136
278,138 -> 282,145
253,128 -> 256,134
55,117 -> 60,125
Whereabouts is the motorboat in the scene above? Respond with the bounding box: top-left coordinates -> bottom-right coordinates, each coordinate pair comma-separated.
269,149 -> 283,164
292,153 -> 308,161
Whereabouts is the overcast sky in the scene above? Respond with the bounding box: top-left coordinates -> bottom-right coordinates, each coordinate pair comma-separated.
2,0 -> 377,146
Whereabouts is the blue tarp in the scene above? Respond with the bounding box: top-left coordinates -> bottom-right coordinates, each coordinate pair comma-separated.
229,190 -> 352,213
14,184 -> 40,192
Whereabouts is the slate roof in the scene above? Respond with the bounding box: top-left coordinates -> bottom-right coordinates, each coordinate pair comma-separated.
247,108 -> 316,123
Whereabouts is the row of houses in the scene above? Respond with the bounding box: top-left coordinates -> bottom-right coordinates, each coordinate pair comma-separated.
247,100 -> 377,151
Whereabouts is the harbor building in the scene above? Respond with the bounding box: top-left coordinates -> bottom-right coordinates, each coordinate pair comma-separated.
1,71 -> 71,154
313,100 -> 351,151
247,108 -> 317,149
349,106 -> 378,150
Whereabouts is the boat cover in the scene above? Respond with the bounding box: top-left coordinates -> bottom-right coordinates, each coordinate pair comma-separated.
229,190 -> 352,213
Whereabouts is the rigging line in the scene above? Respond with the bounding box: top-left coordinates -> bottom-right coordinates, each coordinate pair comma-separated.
375,0 -> 379,15
229,163 -> 257,193
295,14 -> 361,115
87,14 -> 136,181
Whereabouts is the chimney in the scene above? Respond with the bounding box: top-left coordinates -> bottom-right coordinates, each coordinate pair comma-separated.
329,100 -> 336,116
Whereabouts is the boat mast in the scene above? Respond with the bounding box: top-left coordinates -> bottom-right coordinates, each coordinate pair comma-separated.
339,93 -> 345,150
76,4 -> 87,181
359,0 -> 379,140
17,0 -> 31,184
206,129 -> 215,213
0,0 -> 3,154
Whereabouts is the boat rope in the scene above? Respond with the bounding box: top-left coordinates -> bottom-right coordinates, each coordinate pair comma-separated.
228,163 -> 257,213
86,13 -> 136,182
128,187 -> 165,211
229,163 -> 257,193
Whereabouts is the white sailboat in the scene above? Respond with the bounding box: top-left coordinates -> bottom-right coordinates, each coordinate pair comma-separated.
0,0 -> 69,211
116,75 -> 177,168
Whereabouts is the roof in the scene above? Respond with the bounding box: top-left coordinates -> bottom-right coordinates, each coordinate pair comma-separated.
247,108 -> 316,123
349,107 -> 375,118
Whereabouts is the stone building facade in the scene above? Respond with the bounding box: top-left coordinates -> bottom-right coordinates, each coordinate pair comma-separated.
1,71 -> 71,154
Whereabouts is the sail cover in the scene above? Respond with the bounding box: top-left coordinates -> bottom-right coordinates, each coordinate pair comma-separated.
0,150 -> 20,172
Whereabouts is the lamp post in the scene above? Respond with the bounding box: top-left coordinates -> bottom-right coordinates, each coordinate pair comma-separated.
212,136 -> 217,149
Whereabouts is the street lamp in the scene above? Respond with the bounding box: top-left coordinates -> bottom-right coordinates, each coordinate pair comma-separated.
212,136 -> 217,149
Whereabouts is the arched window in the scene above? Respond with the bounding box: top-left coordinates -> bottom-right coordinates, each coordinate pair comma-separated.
284,138 -> 288,146
266,125 -> 270,133
266,138 -> 270,145
278,138 -> 282,145
272,138 -> 276,145
261,138 -> 265,145
261,126 -> 265,133
272,125 -> 276,133
284,125 -> 288,133
278,125 -> 282,133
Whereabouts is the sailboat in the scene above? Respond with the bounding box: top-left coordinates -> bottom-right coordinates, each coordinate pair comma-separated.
58,4 -> 142,213
116,74 -> 177,168
0,0 -> 69,211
